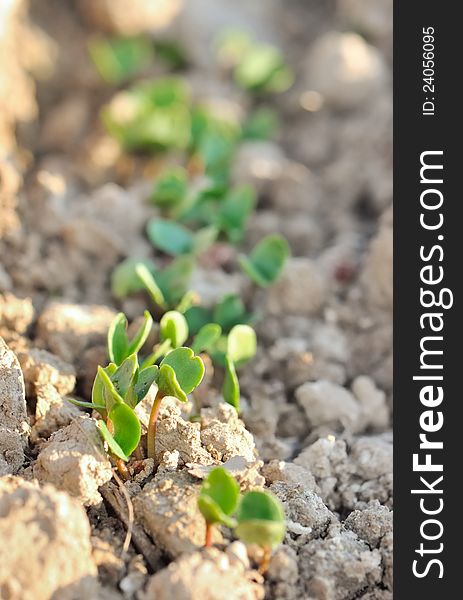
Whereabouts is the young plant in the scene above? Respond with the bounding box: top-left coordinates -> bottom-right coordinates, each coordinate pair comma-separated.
197,467 -> 240,547
146,217 -> 218,257
142,309 -> 188,367
146,347 -> 205,458
239,234 -> 290,287
235,490 -> 286,573
107,310 -> 153,365
222,324 -> 256,412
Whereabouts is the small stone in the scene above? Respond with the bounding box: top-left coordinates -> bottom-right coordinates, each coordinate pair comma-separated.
36,301 -> 116,364
0,477 -> 98,599
344,501 -> 392,548
33,415 -> 113,506
0,292 -> 34,334
296,380 -> 362,432
143,548 -> 265,600
18,347 -> 76,398
267,545 -> 298,583
201,403 -> 257,462
351,375 -> 389,429
30,383 -> 81,442
262,460 -> 318,492
135,470 -> 215,558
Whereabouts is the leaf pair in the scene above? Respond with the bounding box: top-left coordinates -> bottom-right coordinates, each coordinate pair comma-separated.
198,468 -> 286,549
108,311 -> 153,365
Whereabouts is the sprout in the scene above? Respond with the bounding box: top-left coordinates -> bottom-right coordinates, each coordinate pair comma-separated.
197,467 -> 240,547
146,347 -> 204,458
239,234 -> 290,287
235,490 -> 286,573
142,309 -> 188,367
147,218 -> 218,257
89,36 -> 153,84
222,324 -> 256,412
107,311 -> 153,365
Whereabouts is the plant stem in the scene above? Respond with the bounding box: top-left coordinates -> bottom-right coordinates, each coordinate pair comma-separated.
115,458 -> 130,481
259,547 -> 271,575
204,522 -> 213,548
147,390 -> 164,459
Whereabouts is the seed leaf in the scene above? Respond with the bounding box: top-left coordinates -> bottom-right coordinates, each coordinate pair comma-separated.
135,263 -> 167,308
235,490 -> 286,548
222,355 -> 240,411
67,398 -> 106,417
160,310 -> 189,348
151,167 -> 188,209
147,218 -> 194,256
213,294 -> 250,332
108,313 -> 129,365
217,186 -> 255,243
98,403 -> 141,461
184,305 -> 213,335
239,234 -> 289,287
191,323 -> 222,354
133,365 -> 159,404
92,364 -> 117,409
227,324 -> 256,367
155,256 -> 195,306
110,354 -> 138,399
198,467 -> 240,527
158,347 -> 205,400
127,310 -> 153,355
98,365 -> 125,412
111,258 -> 156,299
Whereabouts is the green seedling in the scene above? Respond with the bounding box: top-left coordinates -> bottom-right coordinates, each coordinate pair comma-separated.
222,324 -> 256,411
235,490 -> 286,573
191,323 -> 222,354
111,258 -> 157,299
70,353 -> 158,479
142,309 -> 188,367
212,293 -> 252,333
107,310 -> 153,365
217,30 -> 293,94
197,467 -> 240,547
239,234 -> 290,287
215,185 -> 256,243
102,77 -> 192,151
147,218 -> 218,257
146,347 -> 204,458
89,36 -> 153,84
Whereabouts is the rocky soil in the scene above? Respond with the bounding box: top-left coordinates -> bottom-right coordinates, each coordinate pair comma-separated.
0,1 -> 392,599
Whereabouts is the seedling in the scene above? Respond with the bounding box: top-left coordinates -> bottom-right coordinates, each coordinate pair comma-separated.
221,324 -> 256,412
197,467 -> 240,547
239,234 -> 290,287
102,77 -> 192,151
70,353 -> 158,479
146,347 -> 204,458
235,490 -> 286,573
142,309 -> 188,367
147,218 -> 218,257
107,310 -> 153,365
89,36 -> 153,84
150,167 -> 188,211
215,185 -> 256,243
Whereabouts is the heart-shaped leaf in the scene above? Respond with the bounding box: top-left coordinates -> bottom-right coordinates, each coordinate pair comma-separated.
158,347 -> 205,400
107,313 -> 129,364
127,310 -> 153,356
147,218 -> 194,256
235,490 -> 286,548
227,325 -> 256,367
98,403 -> 141,462
192,323 -> 222,354
222,355 -> 240,411
160,310 -> 189,348
239,234 -> 290,287
198,467 -> 240,527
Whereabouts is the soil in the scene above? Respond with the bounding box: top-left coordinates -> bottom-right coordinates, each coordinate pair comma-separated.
0,1 -> 392,599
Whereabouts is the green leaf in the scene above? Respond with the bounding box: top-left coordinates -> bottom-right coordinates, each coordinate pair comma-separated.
192,226 -> 219,255
89,36 -> 153,84
135,263 -> 167,309
175,290 -> 199,314
191,323 -> 222,354
98,403 -> 141,461
227,325 -> 256,367
151,167 -> 188,210
127,310 -> 153,355
92,364 -> 117,409
158,347 -> 205,399
107,313 -> 129,365
67,398 -> 106,417
217,186 -> 255,243
98,365 -> 125,412
111,258 -> 156,299
223,355 -> 240,411
239,234 -> 290,287
183,305 -> 213,335
133,365 -> 159,404
160,310 -> 189,348
235,45 -> 293,93
147,218 -> 194,256
198,467 -> 240,527
110,354 -> 138,399
235,490 -> 286,548
213,294 -> 250,332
